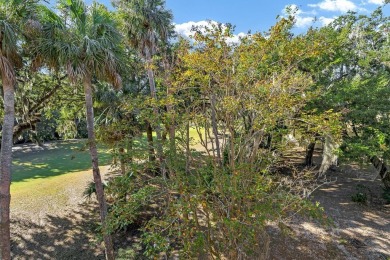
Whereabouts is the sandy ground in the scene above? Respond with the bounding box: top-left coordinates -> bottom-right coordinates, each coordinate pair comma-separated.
268,164 -> 390,260
11,142 -> 111,259
10,142 -> 390,259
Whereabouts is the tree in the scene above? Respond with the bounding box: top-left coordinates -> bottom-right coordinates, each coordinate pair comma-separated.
95,82 -> 140,175
0,0 -> 43,258
130,19 -> 332,258
307,8 -> 390,183
10,72 -> 75,142
114,0 -> 173,176
33,1 -> 124,258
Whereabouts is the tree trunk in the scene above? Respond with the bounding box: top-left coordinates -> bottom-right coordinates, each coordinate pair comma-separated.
163,57 -> 176,156
0,78 -> 15,260
13,116 -> 41,141
83,78 -> 115,260
370,156 -> 390,189
305,142 -> 316,166
145,49 -> 166,177
146,122 -> 156,162
319,135 -> 339,175
210,93 -> 221,165
166,87 -> 176,156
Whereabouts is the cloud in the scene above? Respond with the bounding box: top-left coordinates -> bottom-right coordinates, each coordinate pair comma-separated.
226,32 -> 247,44
283,4 -> 318,15
295,16 -> 315,27
308,0 -> 357,12
174,20 -> 246,43
319,16 -> 336,25
283,5 -> 315,28
174,20 -> 216,38
367,0 -> 385,4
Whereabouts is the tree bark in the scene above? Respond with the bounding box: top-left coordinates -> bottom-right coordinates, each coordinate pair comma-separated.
83,78 -> 115,260
13,116 -> 41,141
319,135 -> 339,175
370,156 -> 390,189
0,78 -> 14,260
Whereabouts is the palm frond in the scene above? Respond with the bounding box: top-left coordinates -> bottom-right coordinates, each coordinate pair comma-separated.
115,0 -> 173,54
58,0 -> 87,34
30,0 -> 125,89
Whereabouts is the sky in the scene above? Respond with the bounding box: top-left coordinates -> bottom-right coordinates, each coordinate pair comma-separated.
167,0 -> 389,37
51,0 -> 389,36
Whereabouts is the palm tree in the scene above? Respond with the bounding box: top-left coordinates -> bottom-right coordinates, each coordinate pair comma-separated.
114,0 -> 173,176
33,1 -> 124,259
0,0 -> 41,258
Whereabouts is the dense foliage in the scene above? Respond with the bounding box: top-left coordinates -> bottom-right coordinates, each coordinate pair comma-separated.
0,0 -> 389,259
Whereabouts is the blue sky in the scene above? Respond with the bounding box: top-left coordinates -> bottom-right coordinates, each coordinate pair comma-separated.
168,0 -> 389,37
51,0 -> 389,36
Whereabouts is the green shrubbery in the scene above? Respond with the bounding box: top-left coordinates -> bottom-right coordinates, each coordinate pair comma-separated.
103,152 -> 325,258
351,184 -> 370,204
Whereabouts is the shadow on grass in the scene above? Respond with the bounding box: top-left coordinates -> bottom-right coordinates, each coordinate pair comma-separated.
12,140 -> 112,183
11,203 -> 105,260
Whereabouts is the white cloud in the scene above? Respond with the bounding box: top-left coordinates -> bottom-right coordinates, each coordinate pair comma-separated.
367,0 -> 385,4
174,20 -> 217,38
319,16 -> 336,25
283,4 -> 318,15
226,32 -> 247,44
283,5 -> 315,28
308,0 -> 357,12
296,16 -> 315,27
174,20 -> 246,44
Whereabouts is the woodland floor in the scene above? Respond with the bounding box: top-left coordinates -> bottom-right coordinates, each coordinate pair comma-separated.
10,142 -> 390,259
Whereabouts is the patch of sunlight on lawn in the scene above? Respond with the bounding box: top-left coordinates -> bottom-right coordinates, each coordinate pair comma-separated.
11,140 -> 112,194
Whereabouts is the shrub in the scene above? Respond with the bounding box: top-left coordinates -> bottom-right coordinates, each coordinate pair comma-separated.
351,184 -> 369,204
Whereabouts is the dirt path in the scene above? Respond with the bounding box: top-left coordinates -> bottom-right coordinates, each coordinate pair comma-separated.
310,165 -> 389,259
12,203 -> 105,260
268,165 -> 390,260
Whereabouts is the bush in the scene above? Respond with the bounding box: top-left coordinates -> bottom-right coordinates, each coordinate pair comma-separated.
351,184 -> 369,204
136,161 -> 325,259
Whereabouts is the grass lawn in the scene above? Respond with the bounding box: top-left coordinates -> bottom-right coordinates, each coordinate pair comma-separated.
12,140 -> 111,183
11,140 -> 112,215
10,129 -> 202,216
